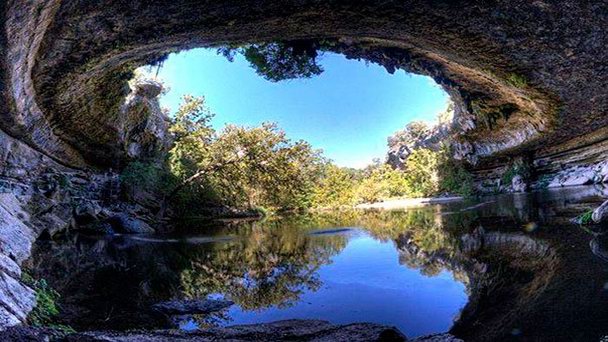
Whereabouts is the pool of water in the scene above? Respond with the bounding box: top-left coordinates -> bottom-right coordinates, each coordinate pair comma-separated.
28,186 -> 608,341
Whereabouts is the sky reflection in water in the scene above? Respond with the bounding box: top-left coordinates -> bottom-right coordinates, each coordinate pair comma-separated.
203,230 -> 467,338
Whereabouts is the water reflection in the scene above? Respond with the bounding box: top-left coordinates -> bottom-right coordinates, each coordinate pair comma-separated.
27,186 -> 608,341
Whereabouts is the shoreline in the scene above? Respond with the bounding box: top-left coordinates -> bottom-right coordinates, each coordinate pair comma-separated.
355,196 -> 463,209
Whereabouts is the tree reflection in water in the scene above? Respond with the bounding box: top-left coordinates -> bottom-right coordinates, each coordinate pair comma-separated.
29,206 -> 468,331
180,221 -> 348,310
28,187 -> 608,341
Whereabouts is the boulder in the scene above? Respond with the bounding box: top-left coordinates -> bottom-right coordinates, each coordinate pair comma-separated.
151,298 -> 234,315
108,213 -> 154,234
36,213 -> 70,238
134,79 -> 163,98
80,222 -> 115,235
74,201 -> 102,224
561,175 -> 592,187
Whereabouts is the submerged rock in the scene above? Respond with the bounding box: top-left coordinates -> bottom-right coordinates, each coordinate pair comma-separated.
67,319 -> 409,341
79,221 -> 115,235
108,213 -> 154,234
151,298 -> 234,315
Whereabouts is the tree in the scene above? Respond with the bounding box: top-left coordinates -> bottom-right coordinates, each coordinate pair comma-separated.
218,40 -> 324,82
167,95 -> 325,212
403,148 -> 439,197
311,164 -> 357,208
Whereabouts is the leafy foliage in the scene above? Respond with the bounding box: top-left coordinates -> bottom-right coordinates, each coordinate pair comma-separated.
437,146 -> 475,197
218,40 -> 325,82
127,96 -> 475,214
505,73 -> 528,88
167,95 -> 325,213
22,272 -> 75,332
311,164 -> 358,208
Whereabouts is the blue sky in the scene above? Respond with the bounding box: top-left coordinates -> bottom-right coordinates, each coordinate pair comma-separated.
154,48 -> 449,168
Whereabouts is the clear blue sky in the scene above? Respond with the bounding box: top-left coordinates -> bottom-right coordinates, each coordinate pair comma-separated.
154,48 -> 449,168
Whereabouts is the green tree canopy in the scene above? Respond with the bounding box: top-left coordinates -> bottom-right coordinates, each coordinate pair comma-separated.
218,40 -> 325,82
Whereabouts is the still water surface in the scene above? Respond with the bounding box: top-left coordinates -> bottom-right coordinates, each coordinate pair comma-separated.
29,186 -> 608,341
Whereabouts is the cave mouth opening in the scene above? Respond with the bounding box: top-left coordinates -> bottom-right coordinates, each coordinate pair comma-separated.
136,44 -> 452,169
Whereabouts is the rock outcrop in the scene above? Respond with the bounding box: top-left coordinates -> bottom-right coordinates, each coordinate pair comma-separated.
0,319 -> 464,342
0,194 -> 36,328
386,113 -> 452,170
0,109 -> 165,330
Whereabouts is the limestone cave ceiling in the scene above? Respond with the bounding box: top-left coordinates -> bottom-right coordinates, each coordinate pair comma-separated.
1,0 -> 606,170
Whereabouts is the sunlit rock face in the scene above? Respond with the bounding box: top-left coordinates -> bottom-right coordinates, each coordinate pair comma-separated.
0,0 -> 606,172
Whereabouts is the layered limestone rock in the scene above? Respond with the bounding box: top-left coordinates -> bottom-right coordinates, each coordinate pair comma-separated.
0,0 -> 607,172
0,78 -> 167,330
0,194 -> 36,328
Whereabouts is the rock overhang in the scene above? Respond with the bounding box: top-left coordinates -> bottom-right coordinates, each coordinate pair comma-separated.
1,0 -> 606,173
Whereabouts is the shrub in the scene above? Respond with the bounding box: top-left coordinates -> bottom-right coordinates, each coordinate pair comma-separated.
22,272 -> 75,332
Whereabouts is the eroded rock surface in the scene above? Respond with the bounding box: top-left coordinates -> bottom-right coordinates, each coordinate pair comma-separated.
0,1 -> 606,173
0,319 -> 464,342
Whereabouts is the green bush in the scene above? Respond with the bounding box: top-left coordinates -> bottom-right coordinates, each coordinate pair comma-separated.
22,272 -> 75,332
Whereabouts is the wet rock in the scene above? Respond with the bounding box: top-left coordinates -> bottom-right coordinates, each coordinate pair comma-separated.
413,334 -> 463,341
511,175 -> 527,193
590,236 -> 608,263
592,200 -> 608,224
108,213 -> 154,234
66,319 -> 409,341
80,222 -> 115,235
151,298 -> 234,315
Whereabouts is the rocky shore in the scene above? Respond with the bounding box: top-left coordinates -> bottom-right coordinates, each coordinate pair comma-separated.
0,319 -> 462,342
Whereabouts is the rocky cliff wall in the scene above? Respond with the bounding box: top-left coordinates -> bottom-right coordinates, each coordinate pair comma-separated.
0,77 -> 169,330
